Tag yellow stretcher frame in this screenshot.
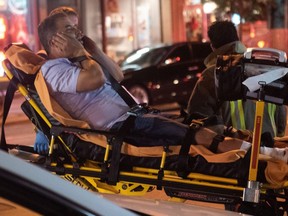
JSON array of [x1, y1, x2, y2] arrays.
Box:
[[2, 58, 288, 214]]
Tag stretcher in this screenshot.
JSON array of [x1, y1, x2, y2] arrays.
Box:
[[2, 43, 288, 216]]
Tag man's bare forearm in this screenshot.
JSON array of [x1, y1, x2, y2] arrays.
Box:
[[82, 36, 124, 82], [76, 56, 106, 92]]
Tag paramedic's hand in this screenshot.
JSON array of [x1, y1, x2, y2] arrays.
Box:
[[52, 32, 87, 58], [34, 130, 49, 155]]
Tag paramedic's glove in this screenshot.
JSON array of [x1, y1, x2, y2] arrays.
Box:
[[34, 130, 49, 155]]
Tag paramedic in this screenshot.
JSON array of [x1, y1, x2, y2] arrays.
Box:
[[35, 12, 288, 162], [187, 20, 286, 138]]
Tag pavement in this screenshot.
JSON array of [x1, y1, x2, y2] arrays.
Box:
[[6, 110, 29, 124], [2, 92, 30, 125]]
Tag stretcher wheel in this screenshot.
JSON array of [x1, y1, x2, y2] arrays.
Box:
[[224, 202, 240, 212], [238, 201, 284, 216]]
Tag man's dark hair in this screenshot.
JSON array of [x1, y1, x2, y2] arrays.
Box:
[[208, 20, 239, 49], [38, 12, 67, 54], [49, 6, 78, 17]]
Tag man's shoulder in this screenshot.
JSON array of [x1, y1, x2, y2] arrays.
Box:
[[42, 58, 71, 71], [44, 58, 69, 65]]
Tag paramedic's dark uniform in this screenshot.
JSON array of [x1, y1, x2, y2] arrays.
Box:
[[187, 41, 287, 137]]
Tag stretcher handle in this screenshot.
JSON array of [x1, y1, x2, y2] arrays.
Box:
[[248, 82, 265, 181], [244, 47, 287, 63]]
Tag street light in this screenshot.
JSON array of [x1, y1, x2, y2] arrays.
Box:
[[203, 2, 217, 14]]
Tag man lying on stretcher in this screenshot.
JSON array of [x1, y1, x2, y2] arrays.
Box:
[[34, 10, 288, 165]]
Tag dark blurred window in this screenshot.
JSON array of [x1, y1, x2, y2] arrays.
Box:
[[191, 43, 212, 59], [121, 46, 170, 68], [166, 45, 191, 63]]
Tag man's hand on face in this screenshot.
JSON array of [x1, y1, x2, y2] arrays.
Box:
[[52, 32, 86, 58]]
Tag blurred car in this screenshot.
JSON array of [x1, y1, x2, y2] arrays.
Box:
[[0, 149, 136, 216], [0, 149, 241, 216], [120, 42, 212, 106]]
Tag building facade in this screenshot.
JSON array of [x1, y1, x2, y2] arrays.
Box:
[[37, 0, 211, 61], [1, 0, 288, 61]]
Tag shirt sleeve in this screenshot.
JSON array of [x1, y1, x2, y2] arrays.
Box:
[[42, 58, 80, 94]]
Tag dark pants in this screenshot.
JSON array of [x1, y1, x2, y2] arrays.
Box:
[[111, 113, 189, 147]]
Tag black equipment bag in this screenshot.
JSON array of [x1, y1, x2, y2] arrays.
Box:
[[215, 48, 288, 105], [214, 54, 247, 102]]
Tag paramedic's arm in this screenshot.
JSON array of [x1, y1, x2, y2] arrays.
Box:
[[53, 32, 106, 92], [187, 67, 218, 116], [82, 36, 124, 82], [275, 105, 287, 137]]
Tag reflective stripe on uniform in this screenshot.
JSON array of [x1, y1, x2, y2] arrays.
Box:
[[230, 100, 246, 130], [267, 103, 277, 136], [230, 100, 277, 136]]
